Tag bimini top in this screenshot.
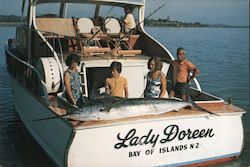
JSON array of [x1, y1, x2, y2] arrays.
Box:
[[32, 0, 145, 6]]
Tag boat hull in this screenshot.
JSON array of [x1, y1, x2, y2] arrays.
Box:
[[9, 72, 244, 167], [11, 78, 73, 167], [68, 114, 244, 167]]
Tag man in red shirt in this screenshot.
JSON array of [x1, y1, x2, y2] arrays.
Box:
[[169, 47, 200, 101]]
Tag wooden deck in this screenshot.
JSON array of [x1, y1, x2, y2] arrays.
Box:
[[48, 95, 245, 129]]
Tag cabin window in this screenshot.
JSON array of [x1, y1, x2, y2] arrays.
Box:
[[98, 5, 139, 22], [36, 3, 61, 18], [98, 5, 124, 19], [132, 7, 139, 23], [65, 3, 96, 18]]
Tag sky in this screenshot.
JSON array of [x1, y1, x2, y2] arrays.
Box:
[[0, 0, 249, 26], [146, 0, 249, 26]]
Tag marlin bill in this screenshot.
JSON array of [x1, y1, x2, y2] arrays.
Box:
[[64, 97, 192, 121]]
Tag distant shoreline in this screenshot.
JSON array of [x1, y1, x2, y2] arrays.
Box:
[[144, 20, 249, 28], [144, 24, 249, 28]]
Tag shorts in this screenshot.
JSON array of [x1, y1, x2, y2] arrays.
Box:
[[173, 82, 189, 96]]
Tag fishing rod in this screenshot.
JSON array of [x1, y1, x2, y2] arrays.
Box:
[[72, 16, 114, 50], [119, 3, 166, 42], [86, 6, 116, 43], [86, 15, 115, 44]]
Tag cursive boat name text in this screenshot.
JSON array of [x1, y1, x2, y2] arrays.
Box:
[[114, 124, 214, 149]]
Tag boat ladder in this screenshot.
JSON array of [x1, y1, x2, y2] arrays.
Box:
[[80, 63, 88, 97]]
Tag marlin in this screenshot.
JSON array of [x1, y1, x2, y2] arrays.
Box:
[[63, 97, 192, 121]]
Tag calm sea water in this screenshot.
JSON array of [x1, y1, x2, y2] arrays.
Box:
[[0, 26, 249, 166]]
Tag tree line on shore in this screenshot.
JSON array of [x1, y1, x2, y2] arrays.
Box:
[[0, 15, 23, 22]]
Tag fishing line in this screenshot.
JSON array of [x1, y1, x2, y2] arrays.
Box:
[[119, 3, 166, 41]]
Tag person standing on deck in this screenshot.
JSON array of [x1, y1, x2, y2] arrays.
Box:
[[121, 5, 136, 34], [169, 47, 200, 101], [144, 57, 167, 98], [105, 61, 129, 98], [64, 54, 84, 107]]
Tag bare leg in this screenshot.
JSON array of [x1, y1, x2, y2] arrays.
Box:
[[181, 94, 188, 101], [169, 90, 175, 98]]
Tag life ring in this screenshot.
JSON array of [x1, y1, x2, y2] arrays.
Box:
[[36, 57, 61, 93]]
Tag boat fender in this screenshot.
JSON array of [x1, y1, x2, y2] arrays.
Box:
[[36, 57, 61, 93]]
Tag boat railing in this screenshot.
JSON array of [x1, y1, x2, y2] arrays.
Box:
[[35, 29, 62, 53], [5, 44, 49, 103], [189, 86, 224, 102], [33, 28, 65, 91], [189, 73, 202, 91], [34, 28, 64, 59]]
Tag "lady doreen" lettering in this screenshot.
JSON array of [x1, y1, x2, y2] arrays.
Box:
[[114, 124, 214, 149]]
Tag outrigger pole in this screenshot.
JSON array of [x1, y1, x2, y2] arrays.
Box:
[[22, 0, 26, 17], [137, 4, 166, 28]]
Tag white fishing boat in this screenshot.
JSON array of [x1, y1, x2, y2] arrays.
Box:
[[5, 0, 246, 166]]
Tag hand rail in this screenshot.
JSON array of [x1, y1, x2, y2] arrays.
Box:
[[5, 45, 49, 103], [33, 28, 65, 90]]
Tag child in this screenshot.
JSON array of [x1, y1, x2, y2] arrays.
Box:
[[105, 61, 128, 98]]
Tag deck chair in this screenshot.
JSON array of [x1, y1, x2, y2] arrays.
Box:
[[75, 17, 110, 55], [105, 17, 122, 38], [104, 17, 141, 56]]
